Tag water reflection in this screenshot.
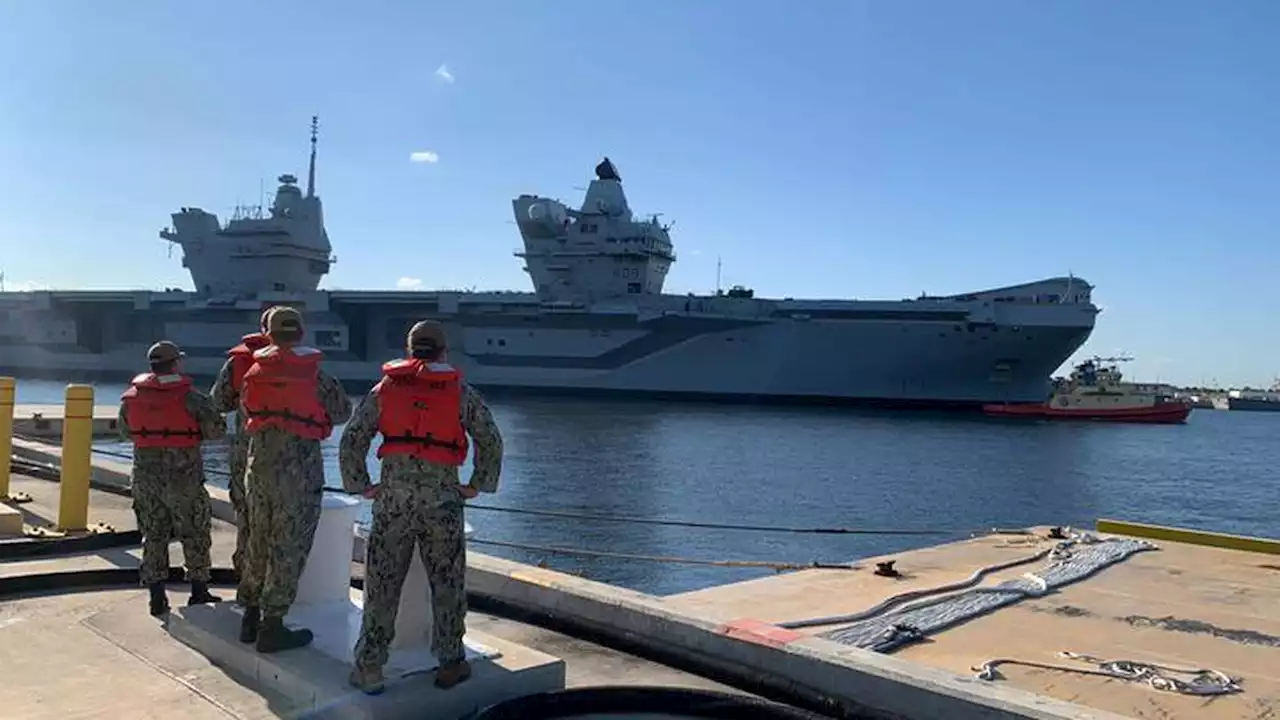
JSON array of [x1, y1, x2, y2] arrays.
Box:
[[478, 398, 676, 587]]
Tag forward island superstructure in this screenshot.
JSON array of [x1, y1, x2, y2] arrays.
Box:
[[0, 120, 1099, 406]]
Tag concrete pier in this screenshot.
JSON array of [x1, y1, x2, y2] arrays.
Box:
[[11, 403, 121, 440], [6, 431, 1278, 718], [664, 527, 1279, 720], [0, 474, 746, 720], [158, 490, 552, 718], [165, 601, 562, 719]]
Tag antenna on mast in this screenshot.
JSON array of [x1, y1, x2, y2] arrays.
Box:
[[715, 255, 722, 295], [306, 115, 319, 199]]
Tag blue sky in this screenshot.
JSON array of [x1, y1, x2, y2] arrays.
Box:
[[0, 1, 1276, 387]]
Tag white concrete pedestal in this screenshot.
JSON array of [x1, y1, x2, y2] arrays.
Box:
[[385, 519, 477, 652], [164, 496, 563, 718], [280, 495, 484, 678], [295, 492, 363, 607], [165, 602, 564, 719]]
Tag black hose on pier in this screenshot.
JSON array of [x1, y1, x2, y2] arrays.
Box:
[[471, 687, 831, 720]]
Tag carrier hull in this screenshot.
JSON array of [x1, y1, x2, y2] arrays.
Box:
[[0, 288, 1094, 407]]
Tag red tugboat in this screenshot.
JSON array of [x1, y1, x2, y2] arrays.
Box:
[[984, 356, 1192, 424]]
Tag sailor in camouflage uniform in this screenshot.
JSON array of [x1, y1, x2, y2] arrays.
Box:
[[208, 306, 278, 589], [117, 341, 228, 617], [235, 306, 353, 653], [340, 320, 503, 694]]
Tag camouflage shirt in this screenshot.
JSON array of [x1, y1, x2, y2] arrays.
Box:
[[338, 382, 503, 495], [315, 369, 354, 428], [208, 357, 246, 434]]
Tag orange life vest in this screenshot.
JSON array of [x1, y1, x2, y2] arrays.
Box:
[[240, 345, 333, 440], [120, 373, 202, 449], [373, 358, 469, 466], [227, 332, 272, 393]]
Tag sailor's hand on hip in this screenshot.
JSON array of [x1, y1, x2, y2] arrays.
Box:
[[362, 485, 379, 499], [455, 484, 479, 500]]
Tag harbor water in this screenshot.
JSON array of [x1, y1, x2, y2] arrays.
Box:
[[12, 379, 1279, 596]]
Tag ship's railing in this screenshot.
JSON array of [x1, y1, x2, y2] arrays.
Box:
[[515, 246, 676, 263]]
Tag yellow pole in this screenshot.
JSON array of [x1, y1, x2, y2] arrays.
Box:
[[1097, 518, 1280, 555], [57, 384, 94, 532], [0, 377, 13, 500]]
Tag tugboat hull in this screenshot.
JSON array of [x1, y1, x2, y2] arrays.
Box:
[[983, 400, 1191, 424]]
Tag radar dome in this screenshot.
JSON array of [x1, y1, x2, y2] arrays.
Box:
[[527, 200, 568, 227]]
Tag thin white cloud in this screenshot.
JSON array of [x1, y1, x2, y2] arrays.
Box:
[[409, 150, 439, 164], [435, 64, 455, 84], [395, 276, 424, 290]]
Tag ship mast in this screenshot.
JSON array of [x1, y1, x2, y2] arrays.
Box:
[[306, 115, 319, 199]]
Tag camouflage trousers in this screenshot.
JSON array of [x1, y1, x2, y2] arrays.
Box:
[[235, 433, 326, 618], [227, 433, 251, 583], [131, 465, 214, 586], [354, 483, 468, 671]]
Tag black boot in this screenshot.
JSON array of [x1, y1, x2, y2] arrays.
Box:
[[148, 583, 169, 617], [255, 614, 313, 654], [239, 605, 261, 644], [188, 581, 222, 606]]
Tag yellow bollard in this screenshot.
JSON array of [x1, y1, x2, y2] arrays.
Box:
[[0, 377, 13, 500], [57, 384, 94, 531]]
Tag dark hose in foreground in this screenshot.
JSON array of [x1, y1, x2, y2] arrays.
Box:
[[471, 686, 830, 720]]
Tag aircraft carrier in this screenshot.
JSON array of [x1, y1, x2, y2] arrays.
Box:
[[0, 119, 1099, 406]]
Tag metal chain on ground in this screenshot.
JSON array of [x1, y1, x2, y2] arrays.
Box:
[[814, 532, 1159, 652], [81, 445, 982, 539], [974, 651, 1242, 696]]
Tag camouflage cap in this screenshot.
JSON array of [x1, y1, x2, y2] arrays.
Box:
[[267, 306, 304, 334], [147, 340, 185, 363], [407, 320, 447, 352]]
